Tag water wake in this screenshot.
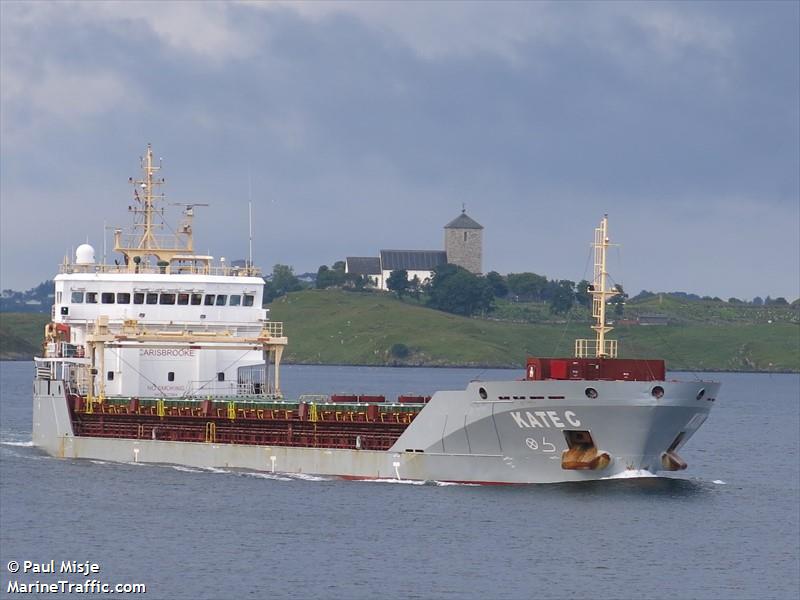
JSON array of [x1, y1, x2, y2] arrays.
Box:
[[601, 469, 658, 480], [0, 439, 34, 447]]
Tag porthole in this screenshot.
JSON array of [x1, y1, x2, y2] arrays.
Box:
[[478, 387, 488, 400], [585, 387, 598, 399], [652, 386, 664, 399], [696, 388, 705, 401]]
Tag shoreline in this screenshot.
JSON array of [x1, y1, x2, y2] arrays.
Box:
[[2, 357, 797, 374]]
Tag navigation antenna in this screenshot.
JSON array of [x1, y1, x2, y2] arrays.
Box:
[[575, 215, 619, 359], [113, 144, 197, 270], [248, 168, 253, 270]]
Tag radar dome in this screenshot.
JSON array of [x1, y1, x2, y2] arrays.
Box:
[[75, 243, 96, 265]]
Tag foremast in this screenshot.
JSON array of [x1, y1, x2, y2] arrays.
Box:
[[575, 215, 618, 359]]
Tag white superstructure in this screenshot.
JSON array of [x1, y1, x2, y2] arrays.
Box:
[[40, 145, 285, 401]]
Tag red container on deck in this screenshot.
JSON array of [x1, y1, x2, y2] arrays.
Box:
[[568, 360, 585, 380], [298, 402, 309, 421], [128, 397, 140, 414], [330, 395, 359, 403], [359, 395, 385, 404], [526, 357, 665, 382], [550, 360, 568, 379], [398, 395, 431, 404]]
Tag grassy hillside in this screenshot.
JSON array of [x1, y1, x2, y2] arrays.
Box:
[[0, 312, 49, 360], [2, 292, 798, 371], [269, 290, 799, 371]]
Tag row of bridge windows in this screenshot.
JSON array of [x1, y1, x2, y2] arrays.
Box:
[[70, 291, 256, 307], [107, 371, 225, 382]]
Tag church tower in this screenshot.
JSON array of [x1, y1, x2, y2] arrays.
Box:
[[444, 207, 483, 274]]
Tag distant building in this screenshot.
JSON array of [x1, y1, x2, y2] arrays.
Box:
[[444, 209, 483, 274], [345, 257, 383, 288], [379, 250, 447, 290], [343, 208, 484, 291]]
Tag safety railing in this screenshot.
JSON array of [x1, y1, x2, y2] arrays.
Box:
[[59, 262, 261, 277], [575, 338, 618, 359]]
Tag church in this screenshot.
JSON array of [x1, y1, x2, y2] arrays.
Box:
[[345, 209, 483, 290]]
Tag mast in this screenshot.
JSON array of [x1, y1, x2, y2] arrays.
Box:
[[575, 215, 618, 359], [136, 144, 163, 251], [113, 144, 197, 271]]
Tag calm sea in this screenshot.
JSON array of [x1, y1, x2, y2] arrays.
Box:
[[1, 362, 798, 600]]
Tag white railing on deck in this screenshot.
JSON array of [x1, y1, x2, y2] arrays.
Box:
[[575, 338, 618, 359], [59, 263, 261, 277]]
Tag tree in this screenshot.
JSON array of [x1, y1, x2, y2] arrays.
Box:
[[766, 296, 788, 306], [485, 271, 508, 298], [507, 272, 548, 301], [548, 280, 576, 315], [409, 275, 422, 300], [316, 263, 346, 289], [427, 265, 494, 316], [752, 296, 764, 306], [386, 270, 410, 297], [575, 279, 592, 308], [610, 284, 627, 317], [264, 264, 302, 302], [348, 274, 368, 291], [728, 297, 742, 304]]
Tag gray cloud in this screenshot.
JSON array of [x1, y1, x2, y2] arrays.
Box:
[[1, 1, 797, 300]]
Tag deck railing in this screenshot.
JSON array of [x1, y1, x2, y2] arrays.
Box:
[[58, 262, 261, 277]]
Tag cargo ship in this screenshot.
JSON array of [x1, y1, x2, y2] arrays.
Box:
[[32, 146, 719, 483]]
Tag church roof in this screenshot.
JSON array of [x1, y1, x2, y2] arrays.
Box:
[[380, 250, 447, 271], [444, 210, 483, 230], [346, 257, 381, 275]]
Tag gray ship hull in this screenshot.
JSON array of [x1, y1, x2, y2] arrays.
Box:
[[33, 378, 718, 484]]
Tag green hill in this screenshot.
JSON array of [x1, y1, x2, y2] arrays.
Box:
[[2, 292, 798, 371], [0, 312, 49, 360], [268, 290, 799, 372]]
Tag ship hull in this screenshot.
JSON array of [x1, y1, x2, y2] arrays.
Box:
[[33, 378, 718, 484]]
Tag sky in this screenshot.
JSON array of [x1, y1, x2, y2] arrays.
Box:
[[1, 1, 798, 301]]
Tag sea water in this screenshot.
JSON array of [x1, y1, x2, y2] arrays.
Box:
[[1, 362, 798, 599]]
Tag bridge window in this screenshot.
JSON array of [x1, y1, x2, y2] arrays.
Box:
[[243, 294, 254, 307], [146, 293, 158, 305], [101, 293, 115, 304], [86, 292, 98, 304], [177, 293, 189, 305], [159, 293, 176, 305], [107, 371, 114, 381], [229, 294, 241, 306], [204, 294, 215, 306], [71, 291, 84, 303], [117, 293, 131, 304], [215, 295, 227, 306], [217, 372, 225, 382], [191, 294, 202, 305], [167, 372, 175, 382], [133, 293, 145, 304]]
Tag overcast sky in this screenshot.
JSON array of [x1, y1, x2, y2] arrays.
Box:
[[1, 1, 798, 300]]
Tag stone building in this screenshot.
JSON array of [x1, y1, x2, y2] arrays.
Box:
[[344, 208, 484, 290], [444, 209, 483, 274]]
